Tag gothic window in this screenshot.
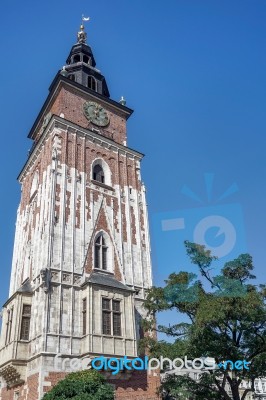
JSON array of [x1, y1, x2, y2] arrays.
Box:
[[102, 298, 121, 336], [95, 235, 108, 270], [73, 54, 81, 63], [20, 305, 31, 341], [82, 298, 87, 335], [68, 74, 76, 82], [93, 164, 105, 183], [88, 76, 97, 91]]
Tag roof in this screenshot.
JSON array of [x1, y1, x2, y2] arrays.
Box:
[[86, 272, 133, 292], [2, 279, 33, 308], [17, 279, 33, 293]]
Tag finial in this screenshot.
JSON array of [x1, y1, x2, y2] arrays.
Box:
[[119, 96, 126, 106], [77, 15, 90, 44]]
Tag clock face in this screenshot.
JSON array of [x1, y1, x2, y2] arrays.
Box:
[[83, 101, 109, 127]]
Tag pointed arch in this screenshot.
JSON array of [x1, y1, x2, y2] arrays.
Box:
[[94, 231, 112, 272]]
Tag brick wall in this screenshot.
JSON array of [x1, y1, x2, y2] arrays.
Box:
[[1, 373, 39, 400]]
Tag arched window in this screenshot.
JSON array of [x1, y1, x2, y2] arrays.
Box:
[[68, 74, 75, 81], [93, 164, 105, 183], [83, 55, 90, 64], [88, 76, 96, 91], [91, 159, 112, 187], [73, 54, 81, 63], [95, 235, 108, 270]]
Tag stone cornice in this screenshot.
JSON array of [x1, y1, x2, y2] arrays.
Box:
[[18, 115, 144, 182]]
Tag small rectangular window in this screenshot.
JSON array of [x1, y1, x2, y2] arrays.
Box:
[[5, 307, 14, 345], [102, 247, 107, 270], [82, 298, 87, 336], [112, 300, 120, 312], [95, 245, 101, 269], [102, 298, 111, 310], [14, 392, 19, 400], [102, 298, 122, 336], [102, 311, 111, 335], [5, 310, 10, 346], [20, 305, 31, 341], [113, 313, 121, 336], [8, 307, 13, 344]]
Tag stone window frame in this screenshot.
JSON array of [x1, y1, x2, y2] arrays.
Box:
[[101, 297, 122, 337], [20, 304, 31, 341], [94, 231, 113, 273], [91, 158, 112, 188]]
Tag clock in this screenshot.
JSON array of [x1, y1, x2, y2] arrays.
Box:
[[83, 101, 109, 127]]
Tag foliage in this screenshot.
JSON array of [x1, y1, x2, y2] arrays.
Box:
[[42, 369, 115, 400], [143, 241, 266, 400]]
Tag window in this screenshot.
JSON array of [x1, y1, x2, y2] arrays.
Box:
[[14, 392, 19, 400], [68, 74, 76, 82], [112, 300, 121, 336], [102, 298, 121, 336], [82, 298, 87, 335], [30, 170, 39, 198], [93, 164, 105, 183], [95, 235, 107, 270], [20, 305, 31, 341], [83, 55, 90, 64], [5, 307, 13, 345], [91, 159, 112, 187], [8, 307, 13, 344], [88, 76, 96, 91], [73, 54, 81, 63]]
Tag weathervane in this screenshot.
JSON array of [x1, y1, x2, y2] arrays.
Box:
[[77, 15, 90, 44], [82, 14, 90, 24]]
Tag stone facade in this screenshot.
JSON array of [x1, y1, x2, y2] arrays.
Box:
[[0, 27, 160, 400]]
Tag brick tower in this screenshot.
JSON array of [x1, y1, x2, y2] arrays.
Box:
[[0, 23, 160, 399]]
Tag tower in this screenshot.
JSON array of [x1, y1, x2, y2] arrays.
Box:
[[0, 23, 159, 400]]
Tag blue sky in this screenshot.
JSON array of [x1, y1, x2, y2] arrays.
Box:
[[0, 1, 266, 320]]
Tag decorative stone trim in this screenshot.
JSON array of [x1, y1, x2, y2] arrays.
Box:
[[0, 365, 25, 389]]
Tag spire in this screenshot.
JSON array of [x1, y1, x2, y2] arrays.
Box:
[[59, 17, 110, 98]]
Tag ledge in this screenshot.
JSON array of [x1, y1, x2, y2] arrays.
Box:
[[91, 180, 114, 192]]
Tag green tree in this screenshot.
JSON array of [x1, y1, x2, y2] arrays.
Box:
[[42, 369, 115, 400], [143, 241, 266, 400]]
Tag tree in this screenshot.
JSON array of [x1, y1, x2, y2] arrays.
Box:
[[142, 241, 266, 400], [42, 369, 115, 400]]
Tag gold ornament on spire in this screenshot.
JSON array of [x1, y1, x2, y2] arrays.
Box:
[[77, 15, 90, 44]]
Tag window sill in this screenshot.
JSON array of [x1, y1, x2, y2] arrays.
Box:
[[94, 268, 114, 275], [91, 180, 114, 192], [102, 334, 123, 338]]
